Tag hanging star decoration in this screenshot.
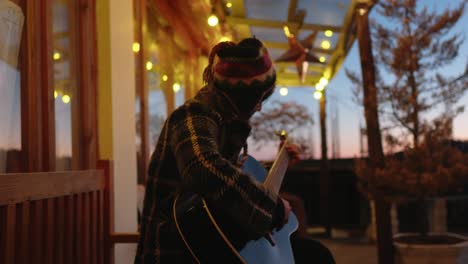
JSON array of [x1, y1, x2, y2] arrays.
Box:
[[275, 27, 321, 84]]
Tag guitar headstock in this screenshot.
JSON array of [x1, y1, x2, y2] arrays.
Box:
[[275, 130, 288, 145]]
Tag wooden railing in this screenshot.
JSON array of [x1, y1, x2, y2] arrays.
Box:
[[0, 160, 114, 264]]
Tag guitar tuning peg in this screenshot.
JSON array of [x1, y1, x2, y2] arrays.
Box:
[[275, 130, 288, 142]]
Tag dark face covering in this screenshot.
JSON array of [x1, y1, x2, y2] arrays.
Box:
[[214, 74, 276, 119]]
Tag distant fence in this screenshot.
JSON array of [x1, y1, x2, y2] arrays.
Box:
[[281, 159, 370, 230], [281, 159, 468, 233]]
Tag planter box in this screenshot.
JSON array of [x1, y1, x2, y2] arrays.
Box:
[[394, 233, 468, 264]]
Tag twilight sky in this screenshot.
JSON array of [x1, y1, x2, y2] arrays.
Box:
[[250, 0, 468, 160], [1, 0, 466, 162]]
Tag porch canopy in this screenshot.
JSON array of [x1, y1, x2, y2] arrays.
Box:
[[215, 0, 376, 87]]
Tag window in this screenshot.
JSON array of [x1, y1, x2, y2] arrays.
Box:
[[53, 0, 79, 170], [0, 0, 23, 172], [0, 0, 97, 173]]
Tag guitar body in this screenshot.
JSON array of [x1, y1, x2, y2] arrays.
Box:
[[173, 155, 298, 264]]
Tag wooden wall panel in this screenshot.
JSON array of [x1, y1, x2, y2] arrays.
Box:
[[55, 197, 65, 264], [16, 202, 30, 264], [30, 200, 44, 263], [4, 205, 16, 264], [44, 199, 55, 264]]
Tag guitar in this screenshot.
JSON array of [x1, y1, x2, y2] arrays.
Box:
[[173, 141, 298, 263]]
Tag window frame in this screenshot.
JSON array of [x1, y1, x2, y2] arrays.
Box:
[[14, 0, 98, 172]]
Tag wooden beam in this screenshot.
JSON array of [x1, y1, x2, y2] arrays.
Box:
[[317, 0, 359, 82], [275, 75, 320, 87], [225, 17, 341, 32], [275, 62, 325, 73], [287, 0, 298, 21], [263, 41, 334, 55]]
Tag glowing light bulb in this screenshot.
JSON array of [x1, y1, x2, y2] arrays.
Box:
[[207, 14, 219, 27], [283, 26, 292, 37], [62, 94, 71, 104], [172, 83, 181, 92], [321, 40, 331, 50], [146, 61, 153, 71], [314, 91, 322, 100], [324, 30, 333, 37], [319, 56, 326, 63], [54, 90, 58, 98], [226, 2, 232, 8], [319, 77, 329, 86], [279, 87, 288, 96], [53, 52, 61, 60], [132, 42, 140, 53], [315, 83, 325, 91], [162, 75, 168, 81]]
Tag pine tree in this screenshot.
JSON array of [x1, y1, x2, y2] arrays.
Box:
[[349, 0, 468, 238], [374, 0, 467, 147]]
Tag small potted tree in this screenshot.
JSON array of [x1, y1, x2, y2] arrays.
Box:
[[355, 118, 468, 263], [347, 0, 468, 262]]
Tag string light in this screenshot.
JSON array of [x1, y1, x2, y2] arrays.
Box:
[[321, 40, 331, 49], [324, 30, 333, 37], [172, 83, 181, 92], [319, 77, 329, 86], [146, 61, 153, 71], [314, 91, 322, 100], [319, 56, 326, 63], [132, 42, 141, 53], [207, 14, 219, 27], [315, 82, 325, 91], [226, 2, 232, 8], [279, 87, 288, 96], [283, 26, 293, 37], [53, 52, 61, 60], [162, 75, 168, 81], [62, 94, 71, 104]]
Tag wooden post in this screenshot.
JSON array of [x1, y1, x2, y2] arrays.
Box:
[[319, 89, 331, 236], [76, 0, 99, 170], [135, 0, 150, 184], [184, 53, 193, 100], [356, 3, 394, 264]]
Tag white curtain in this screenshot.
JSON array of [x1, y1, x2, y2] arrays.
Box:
[[0, 0, 24, 172]]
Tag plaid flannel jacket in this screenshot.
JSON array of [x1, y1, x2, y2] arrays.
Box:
[[135, 85, 278, 263]]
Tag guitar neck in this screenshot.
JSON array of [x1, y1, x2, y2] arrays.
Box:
[[263, 140, 290, 196]]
